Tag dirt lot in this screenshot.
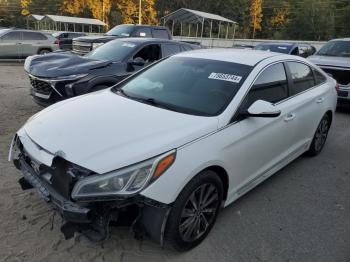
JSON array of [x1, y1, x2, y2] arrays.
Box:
[[0, 63, 350, 262]]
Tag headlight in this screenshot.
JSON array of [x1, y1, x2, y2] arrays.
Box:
[[71, 150, 176, 200], [53, 73, 88, 81], [92, 42, 104, 49]]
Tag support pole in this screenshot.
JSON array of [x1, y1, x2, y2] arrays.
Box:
[[201, 18, 204, 38], [188, 23, 191, 37], [180, 22, 183, 36], [209, 20, 213, 38], [232, 23, 237, 40], [73, 23, 76, 32], [196, 23, 198, 38], [218, 21, 221, 38], [225, 23, 229, 39], [138, 0, 142, 24], [171, 20, 174, 36]]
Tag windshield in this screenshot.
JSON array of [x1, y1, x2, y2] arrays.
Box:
[[254, 44, 292, 54], [106, 25, 134, 37], [317, 41, 350, 57], [113, 57, 253, 116], [85, 40, 136, 61]]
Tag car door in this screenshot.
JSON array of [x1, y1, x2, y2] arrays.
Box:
[[21, 31, 48, 57], [284, 61, 329, 150], [0, 31, 21, 59], [229, 62, 299, 195]]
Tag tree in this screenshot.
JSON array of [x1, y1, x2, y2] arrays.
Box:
[[250, 0, 263, 39]]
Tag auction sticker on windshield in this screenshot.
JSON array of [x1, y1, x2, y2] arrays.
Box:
[[208, 72, 242, 83]]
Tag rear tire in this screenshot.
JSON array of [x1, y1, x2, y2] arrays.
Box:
[[306, 114, 331, 156], [165, 170, 223, 251], [38, 49, 51, 55]]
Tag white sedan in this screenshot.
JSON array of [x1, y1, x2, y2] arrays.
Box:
[[9, 49, 337, 250]]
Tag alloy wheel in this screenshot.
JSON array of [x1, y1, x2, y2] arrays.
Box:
[[179, 183, 219, 242], [314, 118, 329, 152]]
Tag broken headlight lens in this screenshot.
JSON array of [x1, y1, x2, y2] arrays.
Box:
[[71, 150, 176, 199]]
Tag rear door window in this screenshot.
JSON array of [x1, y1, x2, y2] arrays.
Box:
[[1, 31, 21, 41], [287, 62, 315, 95], [162, 44, 181, 57], [243, 63, 288, 108], [22, 32, 47, 40], [153, 29, 169, 39]]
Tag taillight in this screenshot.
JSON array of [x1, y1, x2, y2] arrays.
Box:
[[335, 83, 340, 92], [54, 39, 60, 45]]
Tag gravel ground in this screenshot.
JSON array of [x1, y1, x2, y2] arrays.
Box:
[[0, 63, 349, 262]]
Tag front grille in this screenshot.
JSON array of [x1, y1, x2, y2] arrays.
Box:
[[72, 41, 92, 54], [321, 67, 350, 86], [18, 139, 74, 199], [29, 77, 52, 95], [338, 90, 348, 97]]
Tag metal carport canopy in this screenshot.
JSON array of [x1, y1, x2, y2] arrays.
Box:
[[43, 15, 106, 26], [160, 8, 236, 24]]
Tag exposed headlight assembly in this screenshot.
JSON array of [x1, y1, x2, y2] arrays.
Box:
[[71, 150, 176, 200]]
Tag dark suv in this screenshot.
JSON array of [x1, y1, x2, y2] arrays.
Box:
[[52, 31, 86, 50], [72, 24, 172, 55]]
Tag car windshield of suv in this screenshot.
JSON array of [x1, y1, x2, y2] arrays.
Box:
[[85, 40, 136, 61], [317, 41, 350, 57], [114, 57, 253, 116], [254, 44, 292, 54], [106, 25, 134, 37]]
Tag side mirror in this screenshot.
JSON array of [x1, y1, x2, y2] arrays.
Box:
[[129, 57, 145, 67], [245, 100, 281, 118]]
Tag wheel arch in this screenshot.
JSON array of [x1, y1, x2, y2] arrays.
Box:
[[200, 165, 229, 201], [325, 110, 333, 126]]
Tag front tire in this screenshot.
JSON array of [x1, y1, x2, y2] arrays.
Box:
[[165, 170, 223, 251], [307, 114, 331, 156], [38, 49, 51, 55]]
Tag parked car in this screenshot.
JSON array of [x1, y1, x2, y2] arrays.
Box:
[[232, 43, 254, 49], [10, 49, 337, 250], [25, 38, 200, 106], [254, 43, 316, 58], [52, 31, 86, 50], [0, 29, 58, 59], [72, 24, 172, 55], [308, 38, 350, 106]]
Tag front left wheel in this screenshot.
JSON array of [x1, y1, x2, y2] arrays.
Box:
[[165, 170, 223, 251]]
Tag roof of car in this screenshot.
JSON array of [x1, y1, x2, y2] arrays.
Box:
[[116, 37, 186, 44], [121, 24, 168, 29], [174, 49, 284, 66], [257, 42, 296, 47], [330, 38, 350, 41]]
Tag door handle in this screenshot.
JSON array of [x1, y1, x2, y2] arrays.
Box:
[[284, 113, 296, 122], [316, 97, 325, 104]]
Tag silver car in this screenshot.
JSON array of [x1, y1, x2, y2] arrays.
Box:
[[308, 38, 350, 106], [0, 29, 58, 59]]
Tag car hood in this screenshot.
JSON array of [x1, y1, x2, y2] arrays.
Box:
[[24, 52, 112, 78], [21, 90, 219, 174], [74, 35, 120, 43], [308, 55, 350, 69]]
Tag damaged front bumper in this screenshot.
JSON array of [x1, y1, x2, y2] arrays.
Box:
[[10, 136, 172, 244]]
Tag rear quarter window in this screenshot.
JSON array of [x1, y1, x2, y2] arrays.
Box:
[[287, 62, 315, 95], [314, 69, 327, 85]]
